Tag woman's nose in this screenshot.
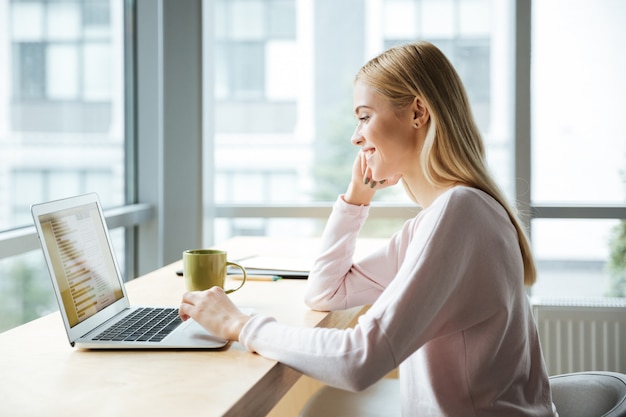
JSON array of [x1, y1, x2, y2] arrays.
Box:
[[351, 126, 364, 146]]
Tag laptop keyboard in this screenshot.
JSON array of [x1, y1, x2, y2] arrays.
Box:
[[93, 307, 183, 343]]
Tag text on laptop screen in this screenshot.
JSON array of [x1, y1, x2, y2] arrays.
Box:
[[38, 202, 123, 327]]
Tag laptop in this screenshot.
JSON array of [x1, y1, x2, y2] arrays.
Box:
[[31, 193, 228, 350]]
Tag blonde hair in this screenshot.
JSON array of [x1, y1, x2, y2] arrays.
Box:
[[356, 41, 536, 286]]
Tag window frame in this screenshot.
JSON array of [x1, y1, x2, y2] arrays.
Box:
[[1, 0, 626, 290]]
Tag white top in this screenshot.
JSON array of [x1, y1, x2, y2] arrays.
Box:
[[239, 186, 556, 416]]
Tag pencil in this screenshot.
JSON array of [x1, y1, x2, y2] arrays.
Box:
[[229, 274, 282, 282]]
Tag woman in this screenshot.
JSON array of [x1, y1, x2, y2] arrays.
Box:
[[179, 41, 556, 416]]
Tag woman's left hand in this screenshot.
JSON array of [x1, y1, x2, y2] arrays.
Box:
[[179, 287, 251, 341]]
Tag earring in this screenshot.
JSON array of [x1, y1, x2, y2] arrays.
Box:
[[413, 123, 419, 128]]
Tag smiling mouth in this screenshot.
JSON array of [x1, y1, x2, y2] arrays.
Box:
[[363, 147, 376, 159]]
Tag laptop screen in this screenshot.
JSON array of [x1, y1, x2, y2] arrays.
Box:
[[37, 202, 124, 327]]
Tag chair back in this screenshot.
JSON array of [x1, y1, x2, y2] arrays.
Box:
[[549, 371, 626, 417]]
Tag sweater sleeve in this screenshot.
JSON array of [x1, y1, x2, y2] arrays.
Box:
[[238, 314, 397, 391], [303, 196, 407, 311]]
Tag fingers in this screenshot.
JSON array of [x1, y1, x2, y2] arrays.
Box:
[[178, 287, 249, 341], [364, 173, 402, 189], [355, 150, 401, 189], [358, 152, 375, 187], [178, 288, 216, 321], [179, 291, 198, 321], [364, 177, 378, 188], [181, 290, 198, 304], [179, 287, 231, 318], [182, 287, 224, 303], [178, 305, 191, 321], [360, 151, 368, 176]]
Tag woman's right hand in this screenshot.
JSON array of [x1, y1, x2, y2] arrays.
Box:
[[343, 151, 401, 206], [179, 287, 251, 341]]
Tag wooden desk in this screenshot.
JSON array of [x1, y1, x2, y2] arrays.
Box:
[[0, 237, 381, 417]]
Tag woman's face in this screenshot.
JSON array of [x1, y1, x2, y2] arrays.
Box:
[[351, 81, 421, 182]]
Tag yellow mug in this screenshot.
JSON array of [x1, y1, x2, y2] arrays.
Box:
[[182, 249, 247, 293]]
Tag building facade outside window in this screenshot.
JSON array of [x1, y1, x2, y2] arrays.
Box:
[[0, 0, 126, 332]]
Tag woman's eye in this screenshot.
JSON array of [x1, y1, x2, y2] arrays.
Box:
[[358, 115, 370, 122]]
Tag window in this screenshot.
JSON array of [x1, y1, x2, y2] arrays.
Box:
[[3, 0, 124, 226], [208, 0, 514, 240], [11, 0, 113, 104], [214, 0, 297, 101], [207, 0, 626, 300], [2, 0, 125, 224], [530, 0, 626, 298], [0, 0, 128, 332]]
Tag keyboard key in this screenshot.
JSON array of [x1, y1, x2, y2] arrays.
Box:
[[93, 308, 182, 342]]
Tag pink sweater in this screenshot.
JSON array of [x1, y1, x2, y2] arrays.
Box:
[[239, 186, 556, 416]]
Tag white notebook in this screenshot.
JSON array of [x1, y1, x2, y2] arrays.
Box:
[[234, 256, 312, 279]]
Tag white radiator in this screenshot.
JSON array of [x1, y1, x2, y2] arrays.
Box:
[[531, 298, 626, 376]]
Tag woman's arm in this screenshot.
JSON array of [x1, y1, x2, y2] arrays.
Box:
[[304, 152, 404, 311], [304, 196, 412, 311]]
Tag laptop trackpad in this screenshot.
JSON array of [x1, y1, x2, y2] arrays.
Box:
[[179, 319, 228, 345]]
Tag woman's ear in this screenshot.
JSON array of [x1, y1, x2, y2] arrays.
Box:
[[411, 97, 430, 128]]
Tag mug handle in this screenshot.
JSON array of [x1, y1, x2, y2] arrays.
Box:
[[225, 261, 246, 294]]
